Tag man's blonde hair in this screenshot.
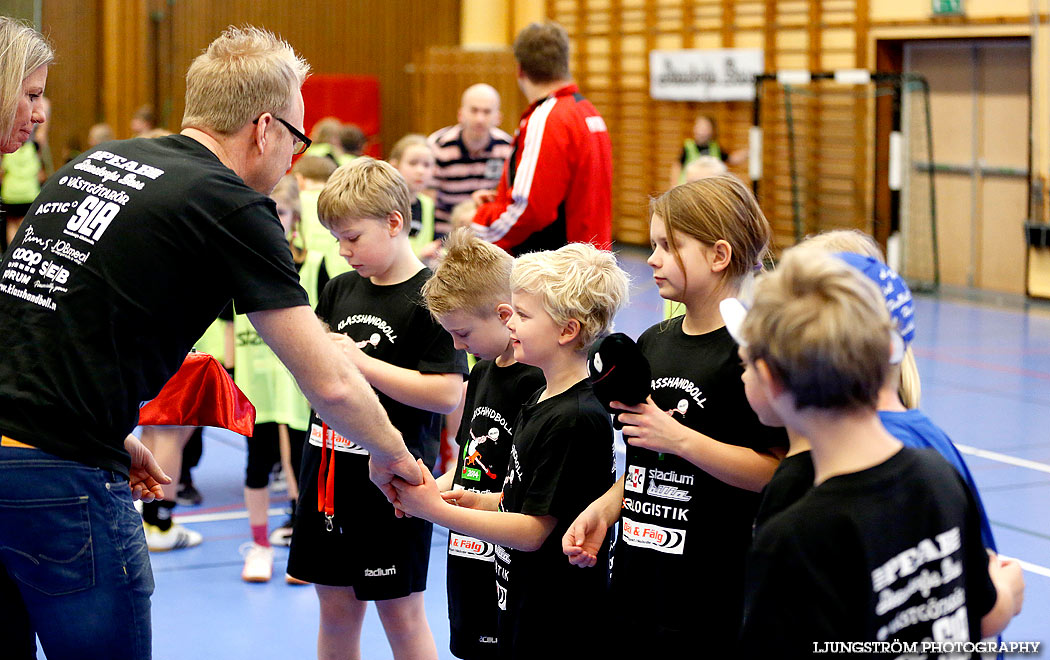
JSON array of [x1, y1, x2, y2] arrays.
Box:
[[182, 26, 309, 135], [423, 228, 513, 319], [650, 175, 770, 289], [511, 243, 629, 352], [741, 246, 891, 411], [317, 157, 411, 231], [0, 17, 53, 141]]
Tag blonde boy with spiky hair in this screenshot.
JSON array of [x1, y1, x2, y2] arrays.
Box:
[[286, 157, 468, 660], [396, 242, 628, 660], [737, 247, 1023, 658], [421, 228, 545, 659]]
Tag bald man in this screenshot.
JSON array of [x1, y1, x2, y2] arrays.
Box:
[[427, 84, 512, 236]]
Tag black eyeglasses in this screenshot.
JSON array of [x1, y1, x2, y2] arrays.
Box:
[[254, 115, 311, 155]]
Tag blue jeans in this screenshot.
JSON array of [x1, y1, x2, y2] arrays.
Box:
[[0, 446, 154, 659]]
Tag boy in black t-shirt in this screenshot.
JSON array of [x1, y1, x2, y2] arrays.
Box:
[[736, 247, 1023, 658], [286, 158, 467, 660], [421, 229, 546, 660], [394, 243, 629, 660]]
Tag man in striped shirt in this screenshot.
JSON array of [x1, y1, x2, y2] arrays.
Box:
[[427, 84, 513, 237], [472, 21, 612, 256]]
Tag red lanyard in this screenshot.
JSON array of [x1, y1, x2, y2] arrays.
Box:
[[317, 422, 336, 532]]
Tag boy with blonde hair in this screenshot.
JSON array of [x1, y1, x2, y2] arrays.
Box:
[[422, 228, 545, 659], [396, 242, 628, 659], [286, 157, 468, 660], [737, 247, 1023, 657]]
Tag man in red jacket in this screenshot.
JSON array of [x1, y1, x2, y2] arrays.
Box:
[[472, 21, 612, 256]]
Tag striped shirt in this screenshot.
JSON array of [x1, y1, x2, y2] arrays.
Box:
[[427, 125, 513, 222]]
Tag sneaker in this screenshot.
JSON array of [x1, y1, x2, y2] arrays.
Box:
[[240, 542, 274, 583], [285, 573, 309, 586], [144, 521, 203, 552], [175, 482, 203, 507], [269, 470, 288, 494], [268, 520, 294, 547]]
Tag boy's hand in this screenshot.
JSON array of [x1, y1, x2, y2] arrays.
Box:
[[562, 503, 609, 568], [612, 396, 688, 457], [991, 552, 1025, 616], [390, 458, 445, 520], [328, 332, 366, 368], [441, 487, 481, 509]]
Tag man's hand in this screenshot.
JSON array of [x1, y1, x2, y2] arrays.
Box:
[[562, 500, 612, 568], [369, 450, 424, 509], [124, 434, 171, 502], [389, 458, 446, 520]]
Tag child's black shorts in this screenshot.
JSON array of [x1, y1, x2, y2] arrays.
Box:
[[287, 442, 432, 600]]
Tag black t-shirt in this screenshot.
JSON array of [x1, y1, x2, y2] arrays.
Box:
[[740, 448, 998, 659], [494, 378, 614, 660], [753, 450, 814, 537], [612, 318, 787, 648], [309, 268, 467, 469], [678, 139, 729, 165], [447, 359, 544, 658], [0, 135, 308, 474]]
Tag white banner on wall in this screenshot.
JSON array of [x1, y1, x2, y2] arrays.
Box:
[[649, 49, 764, 102]]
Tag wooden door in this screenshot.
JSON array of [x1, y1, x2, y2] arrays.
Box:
[[905, 39, 1030, 294]]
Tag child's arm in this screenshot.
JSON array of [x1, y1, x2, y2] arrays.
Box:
[[394, 460, 556, 552], [981, 553, 1025, 637], [434, 467, 456, 492], [562, 475, 624, 567], [612, 397, 779, 492], [330, 333, 463, 414]]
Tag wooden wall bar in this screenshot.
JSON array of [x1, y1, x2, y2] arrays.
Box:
[[39, 0, 461, 163], [546, 0, 872, 249]]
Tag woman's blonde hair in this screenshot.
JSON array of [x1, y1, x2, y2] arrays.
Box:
[[0, 17, 53, 141], [182, 25, 309, 135], [423, 228, 513, 319], [511, 243, 629, 352], [800, 228, 920, 408], [388, 133, 430, 164], [741, 246, 891, 411], [649, 175, 771, 291]]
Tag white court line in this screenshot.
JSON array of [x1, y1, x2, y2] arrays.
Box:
[[955, 444, 1050, 475], [175, 507, 286, 524], [1000, 555, 1050, 579]]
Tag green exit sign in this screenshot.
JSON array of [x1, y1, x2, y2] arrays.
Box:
[[932, 0, 964, 15]]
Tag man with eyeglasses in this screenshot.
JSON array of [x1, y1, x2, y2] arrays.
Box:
[[0, 26, 418, 659]]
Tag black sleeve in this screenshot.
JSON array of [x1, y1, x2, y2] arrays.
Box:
[[960, 474, 998, 623], [314, 275, 339, 327], [415, 310, 469, 377], [217, 201, 309, 313], [678, 146, 688, 166], [453, 366, 482, 449], [316, 258, 331, 301], [217, 300, 234, 322]]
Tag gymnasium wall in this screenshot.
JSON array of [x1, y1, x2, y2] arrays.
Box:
[[38, 0, 461, 170]]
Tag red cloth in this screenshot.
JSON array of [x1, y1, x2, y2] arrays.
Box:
[[138, 352, 255, 436], [301, 74, 382, 158], [472, 84, 613, 255]]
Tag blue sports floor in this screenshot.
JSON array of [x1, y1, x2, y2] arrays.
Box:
[[49, 247, 1050, 658]]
